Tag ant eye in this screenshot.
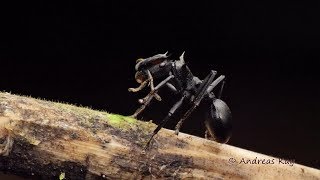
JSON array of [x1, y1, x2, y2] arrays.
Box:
[[160, 62, 166, 67], [135, 71, 147, 83]]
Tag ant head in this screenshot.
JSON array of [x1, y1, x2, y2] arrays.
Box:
[[135, 52, 170, 71], [134, 52, 171, 83]]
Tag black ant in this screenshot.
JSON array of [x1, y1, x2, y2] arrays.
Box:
[[128, 52, 232, 148]]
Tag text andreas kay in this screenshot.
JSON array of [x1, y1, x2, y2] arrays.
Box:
[[229, 157, 295, 166]]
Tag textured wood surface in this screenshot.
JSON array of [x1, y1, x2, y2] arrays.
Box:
[[0, 92, 319, 179]]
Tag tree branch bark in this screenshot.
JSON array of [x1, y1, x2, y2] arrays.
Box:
[[0, 92, 319, 179]]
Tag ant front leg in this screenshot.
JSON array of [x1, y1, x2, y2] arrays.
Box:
[[0, 132, 13, 156], [141, 70, 162, 102], [128, 80, 148, 93], [131, 75, 175, 118], [128, 70, 155, 93]]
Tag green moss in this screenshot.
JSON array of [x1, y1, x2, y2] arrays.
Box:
[[1, 91, 153, 132], [52, 101, 143, 131], [59, 172, 65, 180], [105, 114, 138, 130]]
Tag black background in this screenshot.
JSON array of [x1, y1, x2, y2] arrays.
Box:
[[0, 1, 319, 169]]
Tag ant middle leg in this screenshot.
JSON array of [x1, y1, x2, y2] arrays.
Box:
[[145, 95, 185, 149], [175, 73, 218, 135], [174, 105, 195, 135]]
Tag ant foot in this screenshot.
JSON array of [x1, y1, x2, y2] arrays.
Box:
[[174, 129, 180, 135], [0, 134, 13, 156], [205, 130, 209, 139]]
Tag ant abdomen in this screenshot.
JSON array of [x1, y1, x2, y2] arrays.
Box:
[[204, 98, 232, 143]]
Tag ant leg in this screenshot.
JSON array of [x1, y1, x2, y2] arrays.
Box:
[[128, 70, 155, 93], [204, 129, 215, 141], [175, 72, 220, 135], [147, 70, 155, 90], [166, 83, 178, 93], [131, 102, 148, 118], [218, 80, 225, 99], [128, 80, 148, 92], [132, 91, 157, 118], [144, 96, 185, 149], [138, 75, 173, 105], [128, 70, 154, 93], [206, 75, 225, 94], [131, 75, 174, 118], [174, 105, 195, 135], [146, 70, 162, 101], [205, 130, 209, 139], [0, 134, 13, 156]]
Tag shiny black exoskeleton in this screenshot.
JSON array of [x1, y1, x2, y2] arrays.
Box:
[[128, 52, 232, 147]]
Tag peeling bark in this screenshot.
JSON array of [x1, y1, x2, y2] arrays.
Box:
[[0, 92, 319, 179]]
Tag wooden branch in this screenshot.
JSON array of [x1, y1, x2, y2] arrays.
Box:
[[0, 92, 319, 179]]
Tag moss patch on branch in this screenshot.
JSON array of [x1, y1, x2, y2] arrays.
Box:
[[52, 101, 152, 132], [106, 114, 138, 130]]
